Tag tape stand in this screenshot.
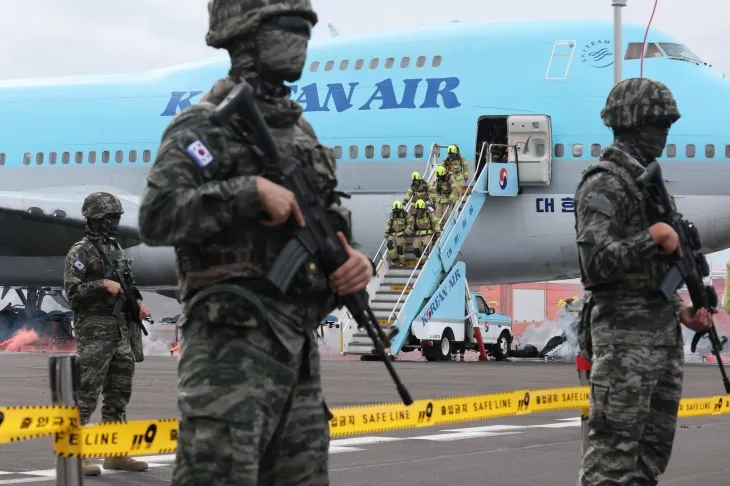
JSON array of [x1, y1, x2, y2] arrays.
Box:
[[50, 355, 83, 486]]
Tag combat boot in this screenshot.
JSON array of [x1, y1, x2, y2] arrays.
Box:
[[103, 456, 149, 472], [82, 459, 101, 476]]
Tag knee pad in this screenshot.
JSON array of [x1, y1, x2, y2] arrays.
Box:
[[414, 248, 422, 258], [396, 245, 404, 255], [387, 239, 394, 250]]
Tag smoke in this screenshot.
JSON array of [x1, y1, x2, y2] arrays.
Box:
[[516, 313, 580, 360], [142, 325, 177, 356], [316, 326, 342, 358], [0, 329, 39, 351]]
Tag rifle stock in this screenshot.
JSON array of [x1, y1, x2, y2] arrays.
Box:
[[637, 161, 730, 393], [211, 80, 413, 406]]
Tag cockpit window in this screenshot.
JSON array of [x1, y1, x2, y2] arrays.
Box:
[[624, 42, 664, 59], [658, 43, 702, 63]]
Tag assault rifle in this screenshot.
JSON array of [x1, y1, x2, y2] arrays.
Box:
[[210, 80, 413, 406], [637, 161, 730, 393], [91, 241, 149, 336]]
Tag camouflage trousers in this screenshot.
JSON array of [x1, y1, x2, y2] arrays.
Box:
[[579, 344, 684, 486], [77, 332, 135, 425], [172, 292, 330, 486]]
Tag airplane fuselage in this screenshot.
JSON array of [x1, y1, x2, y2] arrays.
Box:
[[1, 20, 730, 290]]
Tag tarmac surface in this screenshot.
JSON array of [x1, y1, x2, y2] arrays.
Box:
[[0, 352, 728, 485]]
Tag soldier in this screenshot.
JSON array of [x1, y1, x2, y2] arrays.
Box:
[[574, 78, 713, 486], [408, 199, 441, 260], [433, 165, 459, 220], [63, 192, 150, 476], [402, 171, 434, 208], [443, 144, 468, 197], [137, 1, 375, 484], [384, 200, 412, 267]]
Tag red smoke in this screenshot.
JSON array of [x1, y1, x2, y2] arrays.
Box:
[[0, 329, 39, 352]]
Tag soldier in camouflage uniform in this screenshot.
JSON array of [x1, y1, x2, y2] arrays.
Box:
[[408, 199, 441, 260], [574, 78, 713, 486], [63, 192, 150, 476], [433, 165, 459, 220], [443, 144, 468, 197], [384, 200, 412, 266], [137, 1, 374, 484], [402, 171, 434, 208]]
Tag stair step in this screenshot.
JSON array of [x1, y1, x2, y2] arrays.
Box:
[[371, 301, 405, 312], [378, 285, 414, 293], [372, 293, 411, 303]]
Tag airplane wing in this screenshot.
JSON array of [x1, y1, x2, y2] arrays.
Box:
[[0, 188, 140, 257]]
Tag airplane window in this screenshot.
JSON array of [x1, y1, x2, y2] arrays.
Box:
[[686, 144, 696, 158], [624, 42, 643, 60], [35, 153, 43, 165], [143, 150, 151, 162], [324, 61, 334, 71], [129, 150, 137, 163], [726, 145, 730, 158], [75, 151, 83, 164], [645, 43, 663, 58], [398, 145, 407, 158], [414, 144, 424, 158], [0, 153, 4, 165], [705, 144, 715, 158], [62, 152, 70, 164], [554, 144, 564, 157], [534, 139, 546, 157], [369, 58, 379, 69], [665, 144, 676, 157], [400, 57, 410, 68], [659, 43, 703, 63], [102, 151, 110, 163], [23, 153, 30, 165], [590, 144, 601, 157], [385, 58, 394, 69], [349, 145, 358, 159], [572, 144, 582, 157], [334, 146, 342, 159], [355, 59, 364, 70], [365, 145, 375, 158], [115, 150, 123, 163], [416, 56, 426, 67], [382, 145, 391, 158], [309, 61, 319, 72], [49, 152, 57, 165], [432, 56, 442, 67], [339, 60, 349, 70], [88, 151, 96, 164]]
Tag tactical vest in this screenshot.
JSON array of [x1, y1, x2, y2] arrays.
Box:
[[414, 211, 434, 236], [165, 101, 342, 302], [387, 211, 408, 236], [575, 147, 670, 293], [73, 237, 130, 314]]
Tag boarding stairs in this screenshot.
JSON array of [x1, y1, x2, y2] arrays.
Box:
[[340, 140, 521, 358]]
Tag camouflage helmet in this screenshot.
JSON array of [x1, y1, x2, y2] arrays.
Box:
[[600, 77, 680, 130], [81, 192, 123, 219], [206, 0, 318, 49]]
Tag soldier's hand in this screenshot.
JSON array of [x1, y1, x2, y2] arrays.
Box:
[[256, 176, 305, 228], [330, 232, 372, 296], [680, 306, 714, 333], [103, 279, 122, 296], [139, 303, 151, 320], [649, 222, 681, 256]]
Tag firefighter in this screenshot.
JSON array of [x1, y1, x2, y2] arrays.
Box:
[[384, 200, 412, 266], [408, 199, 441, 261], [433, 165, 459, 220], [443, 144, 468, 197], [402, 171, 434, 208]]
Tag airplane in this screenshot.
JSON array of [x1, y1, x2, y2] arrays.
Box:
[[1, 18, 730, 313]]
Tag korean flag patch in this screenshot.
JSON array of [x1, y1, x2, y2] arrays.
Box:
[[186, 140, 215, 168], [73, 260, 85, 271]]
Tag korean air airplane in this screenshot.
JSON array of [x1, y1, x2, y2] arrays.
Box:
[[1, 19, 729, 311]]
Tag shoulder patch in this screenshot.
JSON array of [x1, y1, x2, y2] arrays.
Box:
[[73, 260, 85, 271], [186, 140, 215, 167]]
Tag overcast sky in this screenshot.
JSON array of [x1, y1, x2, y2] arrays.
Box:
[[1, 0, 728, 78]]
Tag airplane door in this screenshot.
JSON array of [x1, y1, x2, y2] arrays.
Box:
[[545, 40, 576, 80], [507, 114, 552, 186]]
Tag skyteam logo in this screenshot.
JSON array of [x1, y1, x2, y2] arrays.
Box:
[[498, 167, 508, 190], [581, 40, 613, 68]]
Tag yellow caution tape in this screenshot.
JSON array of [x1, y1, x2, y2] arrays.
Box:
[[0, 406, 79, 443], [54, 419, 178, 458], [0, 386, 728, 457]]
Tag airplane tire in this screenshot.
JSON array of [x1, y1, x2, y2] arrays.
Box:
[[492, 332, 510, 361]]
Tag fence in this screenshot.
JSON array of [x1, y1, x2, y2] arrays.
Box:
[[1, 355, 729, 485]]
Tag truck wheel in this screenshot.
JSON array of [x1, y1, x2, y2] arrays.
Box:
[[492, 332, 510, 361], [438, 329, 454, 361]]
